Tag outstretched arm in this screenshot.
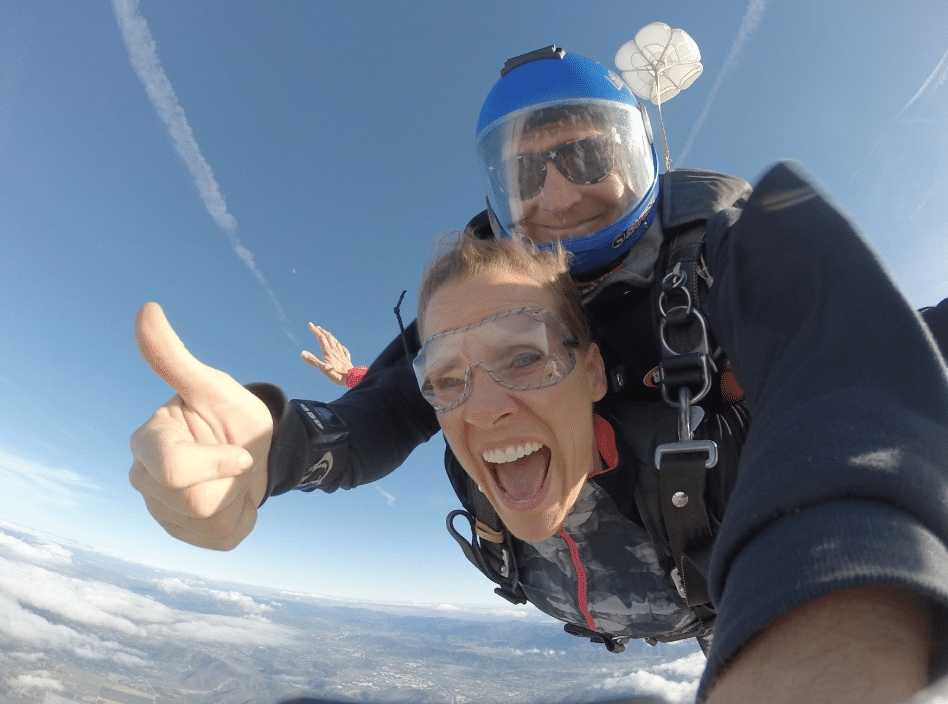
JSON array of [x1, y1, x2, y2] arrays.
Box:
[[701, 163, 948, 701]]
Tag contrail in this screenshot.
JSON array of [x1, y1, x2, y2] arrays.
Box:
[[374, 484, 397, 507], [898, 45, 948, 118], [677, 0, 768, 165], [111, 0, 297, 343], [852, 44, 948, 182]]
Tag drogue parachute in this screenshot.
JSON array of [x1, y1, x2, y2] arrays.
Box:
[[615, 23, 703, 171]]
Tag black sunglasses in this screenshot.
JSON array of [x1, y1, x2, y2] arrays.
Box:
[[492, 133, 617, 201]]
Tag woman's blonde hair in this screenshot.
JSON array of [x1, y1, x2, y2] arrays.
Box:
[[417, 233, 591, 348]]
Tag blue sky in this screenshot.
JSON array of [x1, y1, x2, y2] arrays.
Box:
[[1, 0, 946, 608]]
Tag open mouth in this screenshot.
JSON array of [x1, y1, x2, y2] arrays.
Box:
[[482, 442, 552, 512]]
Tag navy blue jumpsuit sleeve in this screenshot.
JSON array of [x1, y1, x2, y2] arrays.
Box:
[[697, 161, 948, 698], [260, 319, 441, 498], [312, 327, 440, 491]]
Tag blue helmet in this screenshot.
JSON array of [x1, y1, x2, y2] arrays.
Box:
[[476, 47, 659, 278]]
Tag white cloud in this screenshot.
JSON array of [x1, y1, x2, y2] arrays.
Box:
[[597, 651, 705, 704], [898, 46, 948, 117], [154, 576, 274, 614], [151, 613, 291, 646], [651, 650, 706, 678], [0, 531, 73, 566], [12, 671, 64, 691], [275, 588, 536, 621], [9, 650, 48, 663], [374, 484, 397, 506], [0, 558, 152, 636], [854, 47, 947, 183], [0, 591, 142, 666], [0, 550, 299, 667], [110, 0, 235, 234], [513, 647, 566, 657]]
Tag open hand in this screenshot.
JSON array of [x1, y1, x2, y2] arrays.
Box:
[[301, 323, 354, 387]]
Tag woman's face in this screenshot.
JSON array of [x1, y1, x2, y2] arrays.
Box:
[[421, 269, 607, 543]]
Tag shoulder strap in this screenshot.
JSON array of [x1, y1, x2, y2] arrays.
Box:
[[444, 471, 527, 605], [650, 224, 718, 608]]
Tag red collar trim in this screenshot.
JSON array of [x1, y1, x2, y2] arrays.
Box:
[[589, 414, 619, 477]]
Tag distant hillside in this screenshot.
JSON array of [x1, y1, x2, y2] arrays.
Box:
[[0, 522, 703, 704]]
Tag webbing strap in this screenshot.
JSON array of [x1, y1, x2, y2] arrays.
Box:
[[450, 475, 527, 605], [657, 448, 715, 606], [654, 224, 718, 608], [475, 520, 505, 544]]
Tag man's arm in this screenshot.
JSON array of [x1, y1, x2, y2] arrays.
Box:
[[707, 585, 931, 704], [264, 318, 441, 498], [700, 162, 948, 700]]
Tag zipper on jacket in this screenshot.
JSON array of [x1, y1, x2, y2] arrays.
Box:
[[558, 526, 598, 633]]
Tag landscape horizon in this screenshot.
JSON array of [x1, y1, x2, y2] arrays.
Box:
[[0, 520, 703, 704]]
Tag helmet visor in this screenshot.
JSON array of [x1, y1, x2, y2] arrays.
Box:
[[413, 307, 578, 412], [477, 100, 655, 242]]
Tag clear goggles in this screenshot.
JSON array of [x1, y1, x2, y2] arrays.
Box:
[[413, 307, 579, 412]]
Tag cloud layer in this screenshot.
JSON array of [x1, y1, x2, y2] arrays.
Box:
[[0, 527, 297, 672], [2, 522, 712, 702]]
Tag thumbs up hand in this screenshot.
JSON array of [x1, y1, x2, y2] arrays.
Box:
[[129, 303, 273, 550]]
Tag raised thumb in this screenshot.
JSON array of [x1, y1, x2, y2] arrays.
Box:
[[135, 302, 221, 404]]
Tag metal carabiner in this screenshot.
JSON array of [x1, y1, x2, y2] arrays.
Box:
[[659, 263, 693, 318]]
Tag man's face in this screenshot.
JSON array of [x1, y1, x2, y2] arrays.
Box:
[[512, 122, 635, 245], [421, 269, 607, 543]]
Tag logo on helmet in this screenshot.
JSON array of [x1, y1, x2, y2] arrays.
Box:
[[611, 190, 658, 250], [612, 226, 635, 250]]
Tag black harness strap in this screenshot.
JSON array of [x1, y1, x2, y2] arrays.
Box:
[[653, 225, 718, 608], [445, 475, 526, 605]]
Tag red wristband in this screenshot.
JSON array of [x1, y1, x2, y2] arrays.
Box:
[[345, 366, 368, 388]]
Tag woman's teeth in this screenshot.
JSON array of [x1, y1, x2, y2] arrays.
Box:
[[482, 442, 543, 464]]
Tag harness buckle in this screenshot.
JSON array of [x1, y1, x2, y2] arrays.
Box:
[[654, 439, 718, 471]]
